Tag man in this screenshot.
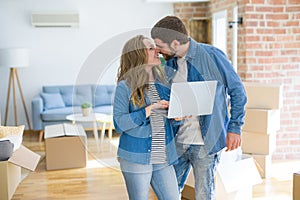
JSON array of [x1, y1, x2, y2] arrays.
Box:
[[151, 16, 247, 200]]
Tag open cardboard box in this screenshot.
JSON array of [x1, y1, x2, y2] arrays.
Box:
[[45, 123, 87, 170], [0, 145, 41, 200], [216, 149, 262, 200], [182, 149, 262, 200]]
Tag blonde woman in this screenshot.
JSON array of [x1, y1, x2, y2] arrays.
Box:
[[113, 35, 179, 200]]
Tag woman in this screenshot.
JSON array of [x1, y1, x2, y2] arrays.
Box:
[[113, 35, 179, 200]]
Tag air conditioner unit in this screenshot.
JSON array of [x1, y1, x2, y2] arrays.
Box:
[[31, 12, 79, 28]]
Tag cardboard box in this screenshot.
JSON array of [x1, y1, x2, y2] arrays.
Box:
[[216, 153, 262, 200], [45, 123, 87, 170], [243, 82, 283, 109], [182, 150, 262, 200], [181, 168, 195, 200], [243, 108, 280, 134], [0, 145, 40, 200], [242, 132, 277, 155], [293, 172, 300, 200], [250, 154, 272, 179]]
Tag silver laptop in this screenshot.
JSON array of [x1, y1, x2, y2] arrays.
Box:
[[153, 81, 217, 118]]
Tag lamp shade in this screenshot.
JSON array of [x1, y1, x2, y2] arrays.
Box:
[[0, 48, 29, 68]]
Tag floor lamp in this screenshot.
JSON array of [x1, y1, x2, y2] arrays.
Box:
[[0, 48, 32, 130]]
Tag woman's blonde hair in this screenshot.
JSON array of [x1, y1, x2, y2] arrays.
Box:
[[117, 35, 165, 107]]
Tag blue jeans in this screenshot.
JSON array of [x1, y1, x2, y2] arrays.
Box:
[[119, 158, 180, 200], [174, 144, 220, 200]]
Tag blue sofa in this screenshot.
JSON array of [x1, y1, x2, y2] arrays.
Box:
[[31, 84, 115, 132]]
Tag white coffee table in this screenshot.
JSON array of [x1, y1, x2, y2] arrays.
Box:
[[66, 113, 114, 145], [97, 114, 114, 142]]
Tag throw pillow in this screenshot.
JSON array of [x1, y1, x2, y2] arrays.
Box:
[[0, 125, 24, 151], [40, 93, 65, 110]]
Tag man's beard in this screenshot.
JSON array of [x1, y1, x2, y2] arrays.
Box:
[[161, 46, 176, 61], [161, 52, 176, 61]]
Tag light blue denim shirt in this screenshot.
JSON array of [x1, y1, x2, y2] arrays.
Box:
[[113, 80, 178, 165], [165, 38, 247, 155]]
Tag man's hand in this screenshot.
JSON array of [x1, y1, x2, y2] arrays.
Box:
[[226, 132, 241, 151]]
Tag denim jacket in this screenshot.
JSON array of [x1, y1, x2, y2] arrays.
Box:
[[165, 38, 247, 155], [113, 80, 178, 165]]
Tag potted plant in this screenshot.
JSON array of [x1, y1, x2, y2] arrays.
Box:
[[81, 102, 92, 116]]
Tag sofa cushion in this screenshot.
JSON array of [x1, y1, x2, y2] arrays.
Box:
[[41, 106, 82, 121], [93, 105, 113, 115], [40, 93, 65, 110], [93, 85, 115, 107], [43, 85, 92, 107]]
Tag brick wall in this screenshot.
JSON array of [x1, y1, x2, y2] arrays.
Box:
[[174, 0, 300, 160]]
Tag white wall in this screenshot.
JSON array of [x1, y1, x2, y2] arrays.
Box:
[[0, 0, 173, 128]]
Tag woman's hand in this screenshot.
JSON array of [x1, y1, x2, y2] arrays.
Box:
[[152, 100, 169, 110], [173, 115, 192, 121], [145, 100, 169, 117]]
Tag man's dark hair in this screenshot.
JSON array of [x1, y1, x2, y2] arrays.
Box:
[[151, 16, 189, 45]]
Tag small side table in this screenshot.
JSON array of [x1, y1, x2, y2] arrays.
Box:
[[97, 114, 114, 143]]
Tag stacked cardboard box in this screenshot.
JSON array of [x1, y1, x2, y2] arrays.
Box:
[[293, 172, 300, 200], [242, 82, 283, 178]]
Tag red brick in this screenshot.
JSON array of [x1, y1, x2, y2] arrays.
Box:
[[256, 29, 274, 34], [289, 0, 300, 4], [281, 120, 293, 126], [293, 28, 300, 34], [273, 7, 284, 12], [282, 64, 299, 69], [267, 21, 280, 26], [195, 7, 207, 12], [259, 21, 266, 26], [245, 43, 264, 49], [286, 154, 300, 160], [252, 0, 265, 4], [246, 21, 259, 27], [283, 21, 300, 27], [286, 6, 300, 12], [276, 35, 295, 41], [245, 58, 257, 63], [250, 65, 264, 70], [284, 43, 300, 48], [281, 50, 298, 55], [255, 6, 273, 12], [255, 51, 273, 56], [271, 0, 287, 5], [273, 57, 289, 63], [258, 58, 273, 64], [272, 154, 285, 160], [291, 57, 300, 62], [262, 36, 275, 41], [181, 8, 194, 13], [276, 139, 289, 145], [245, 35, 260, 41]]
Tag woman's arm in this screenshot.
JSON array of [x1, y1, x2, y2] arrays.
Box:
[[113, 82, 148, 133]]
